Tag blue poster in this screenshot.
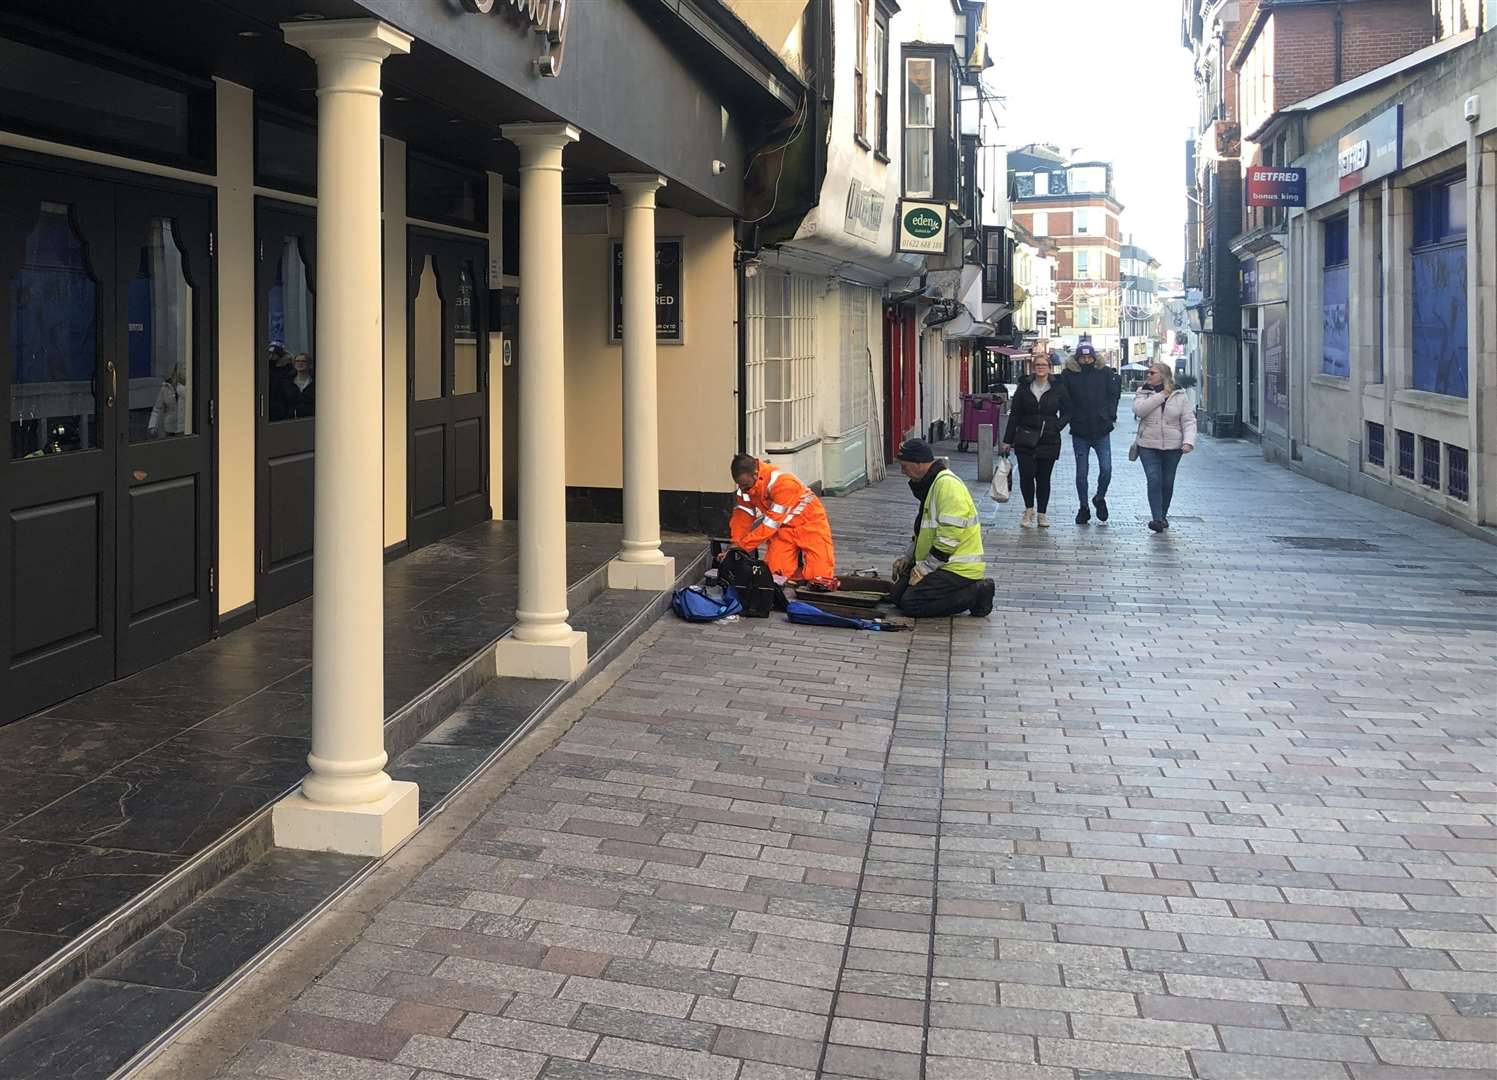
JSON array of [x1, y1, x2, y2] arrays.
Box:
[[1412, 246, 1468, 397], [1321, 266, 1349, 377]]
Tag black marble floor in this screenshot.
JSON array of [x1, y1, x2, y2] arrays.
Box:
[[0, 521, 698, 1016]]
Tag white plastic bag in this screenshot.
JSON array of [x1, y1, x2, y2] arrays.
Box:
[[990, 455, 1012, 502]]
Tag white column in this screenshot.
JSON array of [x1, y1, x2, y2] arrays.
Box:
[[607, 174, 676, 591], [494, 123, 588, 680], [273, 19, 418, 857]]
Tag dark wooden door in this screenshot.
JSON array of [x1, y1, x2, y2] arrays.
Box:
[[0, 164, 215, 723], [254, 204, 317, 614], [0, 167, 118, 721], [406, 232, 489, 550], [113, 184, 215, 676]]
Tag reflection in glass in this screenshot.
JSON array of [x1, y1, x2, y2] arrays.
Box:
[[130, 219, 194, 442], [268, 236, 314, 421], [413, 256, 442, 402], [453, 263, 479, 396], [10, 202, 99, 460]]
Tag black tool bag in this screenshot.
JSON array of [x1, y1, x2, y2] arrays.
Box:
[[718, 549, 777, 618]]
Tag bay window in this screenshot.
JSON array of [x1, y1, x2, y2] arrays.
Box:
[[904, 56, 935, 197]]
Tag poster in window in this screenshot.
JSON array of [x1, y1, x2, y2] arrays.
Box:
[[1411, 246, 1468, 397], [609, 237, 683, 344], [1321, 266, 1349, 377], [1262, 302, 1288, 433]]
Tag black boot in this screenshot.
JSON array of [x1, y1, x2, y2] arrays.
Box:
[[1075, 505, 1090, 525], [969, 579, 996, 617], [1147, 519, 1164, 533], [1093, 494, 1109, 522]]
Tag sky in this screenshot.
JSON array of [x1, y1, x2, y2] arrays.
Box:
[[988, 0, 1197, 277]]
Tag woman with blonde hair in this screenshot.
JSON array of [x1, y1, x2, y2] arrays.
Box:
[[1131, 360, 1196, 532]]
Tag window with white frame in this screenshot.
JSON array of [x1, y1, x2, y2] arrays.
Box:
[[1076, 296, 1092, 327], [1033, 170, 1050, 196], [1031, 211, 1047, 236], [904, 57, 935, 196], [853, 0, 867, 145], [750, 269, 816, 448], [839, 285, 872, 432], [1074, 208, 1094, 234], [873, 14, 888, 154], [1069, 165, 1106, 193], [1076, 250, 1090, 278]]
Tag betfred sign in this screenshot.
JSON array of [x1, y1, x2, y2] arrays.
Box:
[[1338, 106, 1401, 193], [1245, 166, 1306, 207]]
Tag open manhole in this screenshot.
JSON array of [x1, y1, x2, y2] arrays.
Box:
[[1272, 536, 1379, 552]]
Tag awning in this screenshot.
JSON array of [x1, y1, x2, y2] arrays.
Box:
[[990, 346, 1026, 357]]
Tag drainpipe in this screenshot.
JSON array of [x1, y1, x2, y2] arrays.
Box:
[[1333, 4, 1344, 84]]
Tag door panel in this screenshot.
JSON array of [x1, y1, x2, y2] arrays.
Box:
[[114, 184, 214, 676], [254, 205, 316, 614], [0, 166, 117, 722], [406, 231, 488, 550], [498, 288, 518, 521]]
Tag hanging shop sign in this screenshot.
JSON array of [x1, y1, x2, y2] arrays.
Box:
[[896, 200, 947, 254], [460, 0, 570, 76], [610, 237, 683, 344], [1338, 105, 1401, 194], [1245, 166, 1306, 207]]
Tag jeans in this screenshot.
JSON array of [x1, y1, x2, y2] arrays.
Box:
[[1016, 453, 1055, 512], [1138, 447, 1183, 523], [1071, 433, 1113, 504]]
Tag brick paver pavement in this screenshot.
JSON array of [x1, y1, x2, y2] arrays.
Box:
[[221, 430, 1497, 1080]]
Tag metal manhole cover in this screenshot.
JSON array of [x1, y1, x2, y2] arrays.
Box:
[[1393, 563, 1428, 569], [1272, 536, 1379, 552], [813, 773, 864, 788]]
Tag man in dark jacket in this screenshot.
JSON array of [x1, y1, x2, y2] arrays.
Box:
[[1059, 341, 1121, 524]]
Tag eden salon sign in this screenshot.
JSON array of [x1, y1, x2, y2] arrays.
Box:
[[461, 0, 569, 76]]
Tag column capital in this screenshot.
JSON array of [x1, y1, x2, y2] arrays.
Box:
[[282, 18, 413, 62], [611, 174, 667, 210], [502, 122, 582, 151]]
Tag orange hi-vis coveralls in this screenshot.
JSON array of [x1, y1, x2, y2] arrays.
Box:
[[730, 461, 836, 580]]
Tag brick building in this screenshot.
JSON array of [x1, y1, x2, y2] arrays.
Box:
[[1008, 145, 1125, 359]]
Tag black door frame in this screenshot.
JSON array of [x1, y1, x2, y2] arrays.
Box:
[[405, 228, 490, 550], [253, 200, 317, 615], [0, 151, 217, 723]]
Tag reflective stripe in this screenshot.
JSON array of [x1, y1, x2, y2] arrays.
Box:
[[947, 554, 984, 564], [767, 469, 781, 488], [762, 519, 781, 530], [733, 504, 756, 516], [938, 513, 979, 527], [769, 503, 788, 515]]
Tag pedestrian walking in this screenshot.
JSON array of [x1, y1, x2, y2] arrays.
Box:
[[1131, 360, 1197, 532], [1001, 350, 1071, 528], [1059, 341, 1121, 524]]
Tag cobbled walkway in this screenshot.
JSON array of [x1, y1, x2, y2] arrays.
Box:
[[220, 430, 1497, 1080]]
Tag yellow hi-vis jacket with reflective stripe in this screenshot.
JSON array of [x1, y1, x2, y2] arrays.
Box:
[[914, 468, 985, 580]]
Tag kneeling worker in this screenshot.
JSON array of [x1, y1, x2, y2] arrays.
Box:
[[728, 453, 836, 581], [891, 439, 996, 617]]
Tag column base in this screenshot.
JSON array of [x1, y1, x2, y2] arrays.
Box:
[[272, 780, 419, 857], [494, 629, 589, 680], [607, 555, 677, 591]]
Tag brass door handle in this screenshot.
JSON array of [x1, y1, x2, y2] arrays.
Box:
[[105, 360, 116, 408]]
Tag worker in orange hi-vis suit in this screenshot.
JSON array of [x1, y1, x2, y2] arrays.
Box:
[[727, 453, 837, 581]]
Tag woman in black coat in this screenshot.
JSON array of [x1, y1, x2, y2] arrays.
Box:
[[1001, 350, 1072, 527]]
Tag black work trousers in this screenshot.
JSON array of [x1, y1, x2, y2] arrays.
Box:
[[892, 568, 981, 618], [1016, 452, 1056, 512]]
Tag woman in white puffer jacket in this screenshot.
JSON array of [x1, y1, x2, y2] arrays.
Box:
[[1132, 361, 1197, 532]]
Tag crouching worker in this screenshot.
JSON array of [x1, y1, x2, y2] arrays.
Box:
[[728, 453, 836, 581], [891, 439, 996, 618]]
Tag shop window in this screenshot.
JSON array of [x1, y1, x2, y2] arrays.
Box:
[[1447, 445, 1469, 502], [256, 109, 317, 197], [0, 34, 213, 172], [749, 269, 815, 449], [1396, 429, 1415, 479], [1420, 436, 1441, 490], [412, 256, 443, 402], [1411, 175, 1468, 397], [1321, 216, 1349, 377], [267, 238, 315, 422], [903, 57, 935, 197], [1365, 421, 1385, 467], [408, 154, 487, 231], [838, 285, 871, 432]]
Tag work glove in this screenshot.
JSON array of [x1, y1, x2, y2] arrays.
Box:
[[910, 555, 942, 586], [892, 545, 916, 581]]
